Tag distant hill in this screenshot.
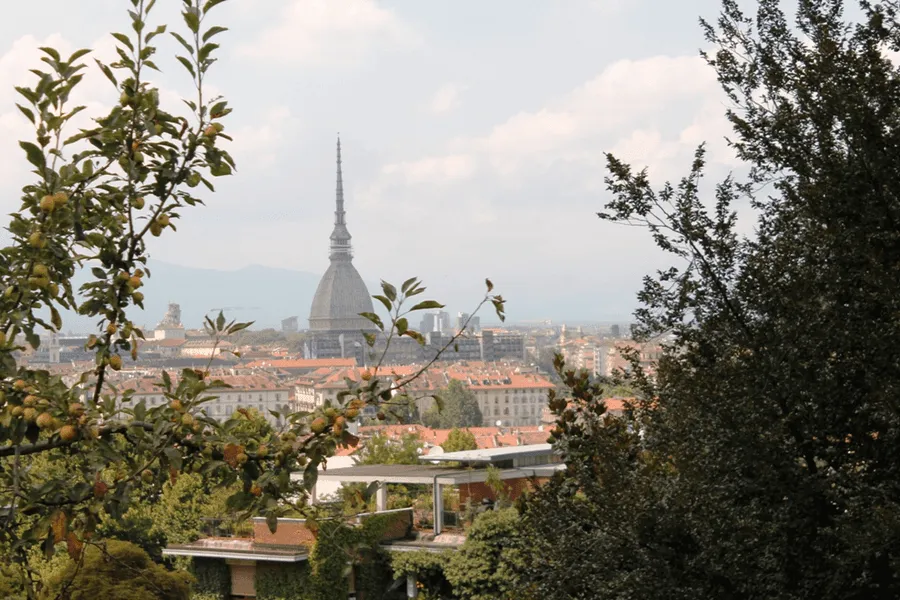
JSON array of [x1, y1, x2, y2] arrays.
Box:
[[61, 260, 343, 334], [55, 261, 636, 335]]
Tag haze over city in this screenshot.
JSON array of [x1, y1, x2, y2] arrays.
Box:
[[0, 0, 742, 326], [2, 0, 899, 598]]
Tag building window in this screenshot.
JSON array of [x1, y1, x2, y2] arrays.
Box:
[[275, 393, 281, 401]]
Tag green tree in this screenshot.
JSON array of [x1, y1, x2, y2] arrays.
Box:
[[41, 540, 193, 600], [0, 2, 508, 596], [423, 380, 483, 428], [0, 0, 509, 595], [513, 1, 900, 598], [354, 432, 423, 466], [444, 508, 523, 600], [441, 428, 477, 453]]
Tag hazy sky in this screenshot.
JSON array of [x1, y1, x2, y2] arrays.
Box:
[[0, 0, 746, 323]]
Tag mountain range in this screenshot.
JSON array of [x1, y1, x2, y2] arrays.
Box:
[[56, 260, 635, 335], [62, 260, 329, 334]]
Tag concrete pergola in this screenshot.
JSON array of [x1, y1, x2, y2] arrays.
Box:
[[316, 444, 563, 535]]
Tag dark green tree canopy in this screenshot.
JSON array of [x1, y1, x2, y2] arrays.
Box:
[[513, 1, 900, 599], [423, 380, 483, 429], [442, 428, 478, 453], [42, 540, 193, 600], [354, 432, 423, 466]]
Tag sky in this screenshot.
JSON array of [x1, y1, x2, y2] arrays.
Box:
[[0, 0, 748, 324]]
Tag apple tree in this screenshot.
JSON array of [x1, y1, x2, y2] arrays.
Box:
[[0, 3, 507, 597]]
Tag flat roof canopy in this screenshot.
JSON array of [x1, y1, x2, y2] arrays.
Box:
[[422, 443, 554, 464], [317, 463, 563, 485], [163, 542, 308, 563]]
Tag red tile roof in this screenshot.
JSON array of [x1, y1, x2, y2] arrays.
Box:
[[242, 358, 357, 369]]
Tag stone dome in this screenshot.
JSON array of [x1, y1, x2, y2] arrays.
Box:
[[308, 257, 374, 332], [307, 136, 375, 334]]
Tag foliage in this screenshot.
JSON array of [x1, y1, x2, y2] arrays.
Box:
[[442, 428, 478, 453], [0, 563, 27, 600], [391, 550, 454, 600], [0, 1, 505, 597], [255, 562, 309, 600], [353, 432, 423, 466], [41, 540, 193, 600], [512, 1, 900, 598], [190, 558, 230, 600], [254, 516, 400, 600], [443, 508, 523, 600], [483, 466, 511, 509], [423, 380, 483, 429]]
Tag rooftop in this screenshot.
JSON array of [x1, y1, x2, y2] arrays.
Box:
[[315, 459, 562, 486], [422, 443, 554, 465], [164, 537, 308, 562]]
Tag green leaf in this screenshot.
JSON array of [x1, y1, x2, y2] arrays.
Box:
[[111, 32, 134, 51], [203, 26, 228, 42], [94, 59, 117, 86], [203, 0, 227, 13], [381, 281, 397, 302], [26, 332, 40, 350], [145, 24, 167, 43], [183, 8, 200, 33], [396, 318, 408, 335], [265, 512, 278, 534], [405, 330, 426, 345], [216, 311, 226, 332], [372, 294, 392, 312], [227, 321, 252, 334], [163, 447, 182, 470], [209, 100, 228, 117], [410, 300, 445, 311], [359, 312, 384, 331], [170, 32, 193, 54], [16, 104, 35, 124], [303, 464, 318, 491], [485, 278, 494, 292], [68, 48, 91, 64], [198, 42, 219, 63], [175, 55, 195, 77], [19, 141, 45, 170], [401, 277, 418, 294]]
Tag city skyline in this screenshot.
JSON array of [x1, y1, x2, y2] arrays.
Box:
[[0, 0, 743, 323]]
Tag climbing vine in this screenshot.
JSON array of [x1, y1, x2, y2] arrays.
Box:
[[191, 558, 231, 600], [254, 514, 405, 600], [255, 562, 310, 600], [391, 550, 454, 600]]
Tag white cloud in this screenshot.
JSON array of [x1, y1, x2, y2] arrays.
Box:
[[382, 154, 475, 185], [345, 52, 742, 308], [429, 83, 466, 114], [237, 0, 419, 67], [228, 106, 302, 171], [369, 53, 734, 195]]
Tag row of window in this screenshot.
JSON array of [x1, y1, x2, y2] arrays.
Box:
[[486, 405, 538, 417], [138, 393, 281, 405], [482, 395, 543, 406]]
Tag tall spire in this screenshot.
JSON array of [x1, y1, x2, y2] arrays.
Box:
[[330, 134, 352, 260]]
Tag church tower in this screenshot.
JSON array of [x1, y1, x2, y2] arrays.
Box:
[[308, 136, 375, 359]]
